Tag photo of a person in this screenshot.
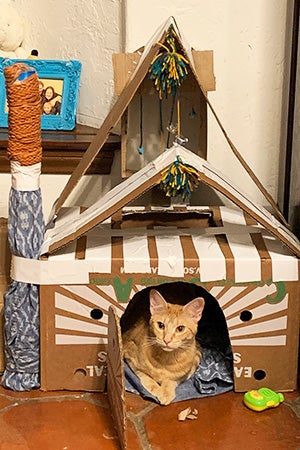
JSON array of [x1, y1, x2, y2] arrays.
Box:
[[43, 101, 55, 115], [38, 80, 44, 95], [39, 79, 63, 115], [41, 85, 62, 115]]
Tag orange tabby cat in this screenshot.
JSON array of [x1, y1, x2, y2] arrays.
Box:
[[122, 288, 205, 405]]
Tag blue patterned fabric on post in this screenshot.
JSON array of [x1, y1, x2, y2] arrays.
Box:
[[1, 188, 44, 390]]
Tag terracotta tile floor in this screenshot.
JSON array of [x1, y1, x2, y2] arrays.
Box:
[[0, 380, 299, 450]]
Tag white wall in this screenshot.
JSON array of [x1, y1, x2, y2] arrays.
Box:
[[0, 0, 291, 220]]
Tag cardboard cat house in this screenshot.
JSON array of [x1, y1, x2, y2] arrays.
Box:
[[9, 15, 299, 412], [12, 143, 300, 391]]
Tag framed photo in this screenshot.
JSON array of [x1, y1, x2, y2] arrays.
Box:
[[0, 58, 82, 130]]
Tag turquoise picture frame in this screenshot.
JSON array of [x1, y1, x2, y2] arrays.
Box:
[[0, 58, 81, 130]]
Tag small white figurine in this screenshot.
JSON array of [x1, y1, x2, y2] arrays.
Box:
[[0, 2, 28, 58]]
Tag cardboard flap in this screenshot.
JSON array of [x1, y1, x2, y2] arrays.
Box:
[[113, 49, 215, 95], [42, 145, 300, 258], [192, 50, 216, 92], [112, 52, 141, 96], [107, 306, 127, 450]]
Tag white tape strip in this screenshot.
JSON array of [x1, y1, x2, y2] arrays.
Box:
[[11, 161, 41, 191], [11, 255, 91, 284]]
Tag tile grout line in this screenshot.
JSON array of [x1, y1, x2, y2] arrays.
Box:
[[127, 412, 152, 450], [0, 392, 111, 413], [126, 403, 158, 450]]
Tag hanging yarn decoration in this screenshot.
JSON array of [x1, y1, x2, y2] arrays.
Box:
[[149, 24, 189, 99], [160, 156, 202, 201]]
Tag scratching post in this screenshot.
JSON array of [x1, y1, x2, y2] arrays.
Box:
[[1, 63, 44, 391]]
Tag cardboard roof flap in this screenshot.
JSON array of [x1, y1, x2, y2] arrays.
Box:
[[42, 144, 300, 258]]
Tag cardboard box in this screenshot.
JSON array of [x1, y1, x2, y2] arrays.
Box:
[[9, 140, 299, 394], [11, 203, 298, 393], [8, 18, 294, 450], [0, 218, 10, 373]]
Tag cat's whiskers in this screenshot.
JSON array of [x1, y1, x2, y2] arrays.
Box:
[[176, 340, 195, 350], [143, 336, 158, 348]]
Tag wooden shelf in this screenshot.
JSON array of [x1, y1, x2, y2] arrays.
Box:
[[0, 124, 120, 174]]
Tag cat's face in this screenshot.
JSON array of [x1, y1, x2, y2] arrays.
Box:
[[149, 289, 205, 352]]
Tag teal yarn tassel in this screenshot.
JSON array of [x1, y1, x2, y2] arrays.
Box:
[[160, 156, 201, 200], [149, 24, 189, 99]]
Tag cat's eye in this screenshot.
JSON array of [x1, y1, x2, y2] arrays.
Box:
[[176, 325, 185, 332], [157, 321, 165, 329]]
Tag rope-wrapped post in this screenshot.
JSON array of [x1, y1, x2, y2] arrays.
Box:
[[5, 62, 42, 166], [1, 63, 44, 391]]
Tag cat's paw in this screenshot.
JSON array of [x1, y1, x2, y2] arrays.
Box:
[[156, 390, 175, 405], [137, 373, 176, 405], [139, 377, 174, 405], [156, 383, 176, 405]]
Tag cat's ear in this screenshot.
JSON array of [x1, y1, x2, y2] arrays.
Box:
[[183, 297, 205, 323], [149, 289, 168, 315]]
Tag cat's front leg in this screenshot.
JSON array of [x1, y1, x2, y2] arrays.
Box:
[[136, 371, 162, 399]]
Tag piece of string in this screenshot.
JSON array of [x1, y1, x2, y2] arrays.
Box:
[[138, 92, 144, 154], [159, 98, 165, 151], [177, 98, 181, 136], [4, 63, 42, 166], [194, 77, 289, 227], [166, 92, 177, 148]]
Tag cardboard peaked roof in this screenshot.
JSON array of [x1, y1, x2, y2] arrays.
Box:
[[43, 17, 300, 258], [41, 143, 300, 258], [52, 16, 215, 218]]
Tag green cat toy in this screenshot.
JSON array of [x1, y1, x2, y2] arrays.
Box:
[[244, 387, 284, 412]]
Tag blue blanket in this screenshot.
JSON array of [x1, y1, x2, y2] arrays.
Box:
[[125, 346, 233, 403]]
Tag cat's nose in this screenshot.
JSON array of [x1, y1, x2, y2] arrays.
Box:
[[164, 337, 171, 345]]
